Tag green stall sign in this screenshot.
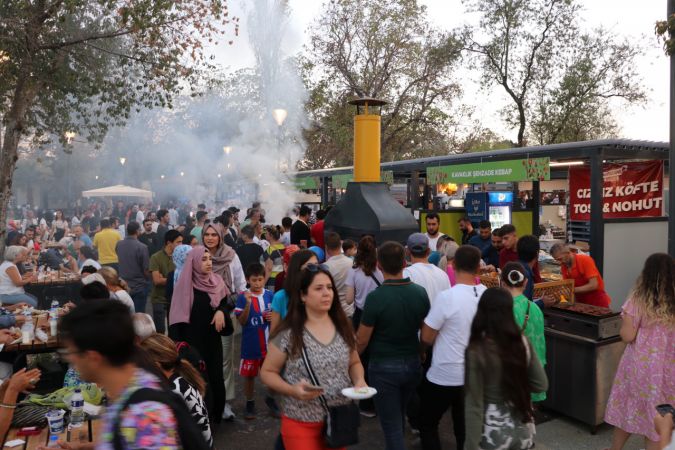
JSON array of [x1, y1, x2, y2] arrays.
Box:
[[427, 158, 550, 184], [294, 176, 319, 190], [381, 170, 394, 185], [332, 171, 394, 188], [332, 174, 352, 189]]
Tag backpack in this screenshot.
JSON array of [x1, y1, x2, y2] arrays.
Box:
[[112, 387, 211, 450]]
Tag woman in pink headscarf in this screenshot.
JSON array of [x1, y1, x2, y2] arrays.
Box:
[[169, 245, 229, 422]]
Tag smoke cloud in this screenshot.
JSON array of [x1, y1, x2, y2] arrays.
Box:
[[15, 0, 308, 225]]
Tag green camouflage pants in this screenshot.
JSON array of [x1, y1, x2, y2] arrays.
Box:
[[479, 403, 535, 450]]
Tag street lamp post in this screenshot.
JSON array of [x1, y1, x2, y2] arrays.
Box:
[[119, 157, 126, 185], [669, 0, 675, 257], [272, 109, 288, 171], [64, 131, 76, 208]]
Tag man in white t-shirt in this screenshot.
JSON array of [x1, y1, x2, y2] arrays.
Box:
[[419, 245, 486, 450], [424, 213, 445, 252], [403, 233, 450, 305]]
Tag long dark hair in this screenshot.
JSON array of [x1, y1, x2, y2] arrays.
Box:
[[467, 287, 533, 422], [354, 235, 377, 276], [630, 253, 675, 325], [140, 333, 206, 396], [277, 267, 356, 358], [282, 249, 315, 293]]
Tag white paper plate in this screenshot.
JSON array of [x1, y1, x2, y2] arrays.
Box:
[[341, 387, 377, 400]]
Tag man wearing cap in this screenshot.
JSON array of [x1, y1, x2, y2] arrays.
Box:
[[404, 233, 451, 305]]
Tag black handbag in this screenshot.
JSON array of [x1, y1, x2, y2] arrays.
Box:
[[300, 345, 360, 448]]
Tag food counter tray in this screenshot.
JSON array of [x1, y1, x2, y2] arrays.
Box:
[[544, 306, 621, 340]]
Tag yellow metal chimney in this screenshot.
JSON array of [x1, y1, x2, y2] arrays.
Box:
[[349, 97, 388, 182]]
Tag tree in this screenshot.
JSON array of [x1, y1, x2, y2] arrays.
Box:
[[528, 30, 645, 145], [464, 0, 645, 146], [301, 0, 464, 168], [0, 0, 236, 244]]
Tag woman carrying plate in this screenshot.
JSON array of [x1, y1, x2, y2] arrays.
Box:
[[261, 264, 368, 450]]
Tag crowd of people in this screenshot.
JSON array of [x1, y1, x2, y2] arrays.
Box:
[[0, 200, 673, 450]]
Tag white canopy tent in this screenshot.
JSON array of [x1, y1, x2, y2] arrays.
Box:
[[81, 185, 154, 199]]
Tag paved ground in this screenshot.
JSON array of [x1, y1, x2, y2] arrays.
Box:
[[210, 333, 647, 450]]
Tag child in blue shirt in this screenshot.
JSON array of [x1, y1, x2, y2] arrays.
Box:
[[234, 263, 273, 420]]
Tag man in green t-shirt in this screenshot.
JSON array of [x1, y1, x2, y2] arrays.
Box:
[[356, 241, 430, 450], [149, 229, 183, 333], [190, 210, 208, 245]]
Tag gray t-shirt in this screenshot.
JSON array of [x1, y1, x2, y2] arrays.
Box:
[[115, 237, 150, 293], [271, 328, 353, 422], [325, 254, 355, 317], [345, 267, 384, 310]]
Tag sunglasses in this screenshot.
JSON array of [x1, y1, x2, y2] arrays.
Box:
[[304, 263, 330, 273]]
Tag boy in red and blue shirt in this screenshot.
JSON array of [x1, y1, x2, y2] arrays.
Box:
[[234, 262, 273, 420]]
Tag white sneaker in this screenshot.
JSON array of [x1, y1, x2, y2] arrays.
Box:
[[222, 403, 236, 420]]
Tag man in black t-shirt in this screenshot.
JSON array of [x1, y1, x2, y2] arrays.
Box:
[[290, 205, 312, 247], [139, 219, 161, 255], [458, 216, 477, 245], [235, 225, 272, 280]]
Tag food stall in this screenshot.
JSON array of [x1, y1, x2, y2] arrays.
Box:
[[295, 139, 669, 307]]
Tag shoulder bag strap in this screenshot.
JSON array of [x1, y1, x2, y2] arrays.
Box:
[[300, 344, 330, 413], [522, 335, 532, 365], [520, 301, 531, 332], [369, 274, 381, 287]]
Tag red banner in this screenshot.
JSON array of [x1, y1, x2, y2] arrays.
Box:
[[569, 161, 664, 221]]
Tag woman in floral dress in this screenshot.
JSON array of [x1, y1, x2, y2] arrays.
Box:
[[605, 253, 675, 450]]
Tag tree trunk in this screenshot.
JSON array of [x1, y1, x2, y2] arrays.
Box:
[[517, 102, 526, 147], [0, 77, 37, 253]]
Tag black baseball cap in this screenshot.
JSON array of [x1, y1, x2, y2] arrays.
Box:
[[227, 206, 240, 213]]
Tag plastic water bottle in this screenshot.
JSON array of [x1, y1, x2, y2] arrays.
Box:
[[63, 366, 82, 388], [47, 435, 59, 448], [21, 310, 34, 344], [49, 316, 58, 337], [50, 301, 59, 318], [70, 388, 84, 427]]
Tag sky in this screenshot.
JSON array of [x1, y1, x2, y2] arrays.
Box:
[[213, 0, 671, 144]]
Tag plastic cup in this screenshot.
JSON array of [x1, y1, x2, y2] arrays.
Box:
[[46, 409, 65, 434]]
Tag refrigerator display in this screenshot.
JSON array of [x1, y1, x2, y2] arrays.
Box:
[[489, 205, 511, 229], [488, 191, 513, 229]]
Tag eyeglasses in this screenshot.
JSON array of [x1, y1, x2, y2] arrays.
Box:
[[304, 263, 330, 273]]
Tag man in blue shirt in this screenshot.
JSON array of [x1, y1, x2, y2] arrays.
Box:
[[468, 220, 492, 253], [73, 225, 92, 247]]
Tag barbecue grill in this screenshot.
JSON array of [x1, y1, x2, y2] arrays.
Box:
[[542, 303, 625, 432]]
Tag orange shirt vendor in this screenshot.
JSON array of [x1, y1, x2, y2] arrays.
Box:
[[550, 244, 611, 308]]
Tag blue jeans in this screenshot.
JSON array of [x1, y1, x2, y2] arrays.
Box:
[[0, 293, 38, 307], [369, 357, 422, 450], [130, 287, 149, 314]]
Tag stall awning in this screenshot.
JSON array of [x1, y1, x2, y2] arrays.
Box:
[[82, 185, 154, 199]]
